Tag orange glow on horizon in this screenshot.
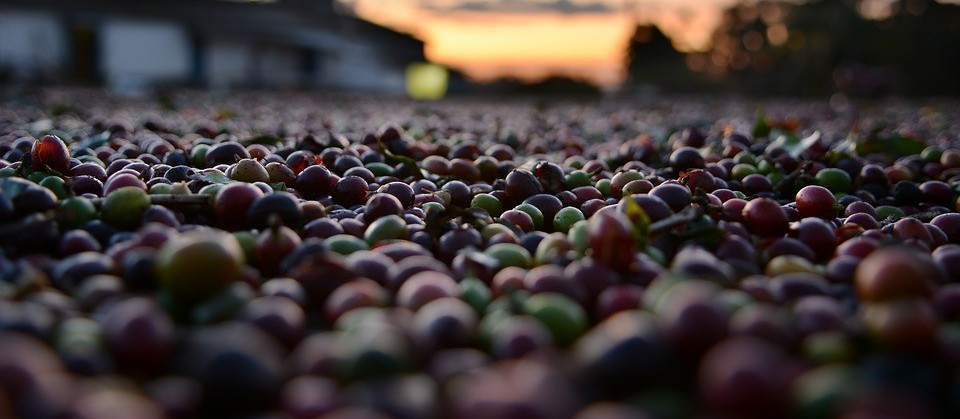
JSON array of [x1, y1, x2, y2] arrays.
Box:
[[421, 14, 634, 86], [342, 0, 960, 87], [343, 0, 735, 86]]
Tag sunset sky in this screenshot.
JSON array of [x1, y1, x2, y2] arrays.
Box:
[[338, 0, 959, 87], [337, 0, 756, 86]]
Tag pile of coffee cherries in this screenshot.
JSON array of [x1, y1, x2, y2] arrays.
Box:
[[1, 90, 959, 418]]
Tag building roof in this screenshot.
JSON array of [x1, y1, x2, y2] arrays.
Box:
[[0, 0, 424, 58]]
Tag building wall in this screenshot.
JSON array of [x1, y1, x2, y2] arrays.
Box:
[[205, 40, 252, 89], [204, 42, 305, 89], [258, 46, 301, 88], [0, 10, 67, 80], [0, 6, 417, 94], [100, 19, 191, 91], [321, 40, 405, 94]]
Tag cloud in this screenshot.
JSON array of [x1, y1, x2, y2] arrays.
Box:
[[422, 0, 622, 15]]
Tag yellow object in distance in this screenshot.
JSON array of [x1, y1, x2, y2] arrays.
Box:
[[406, 62, 449, 100]]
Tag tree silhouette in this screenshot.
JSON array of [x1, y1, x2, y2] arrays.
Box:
[[691, 0, 960, 96], [623, 24, 701, 92]]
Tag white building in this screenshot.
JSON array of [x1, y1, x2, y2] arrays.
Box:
[[0, 0, 424, 94]]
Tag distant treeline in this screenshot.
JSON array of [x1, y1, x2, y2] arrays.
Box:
[[471, 76, 603, 97], [624, 0, 960, 96]]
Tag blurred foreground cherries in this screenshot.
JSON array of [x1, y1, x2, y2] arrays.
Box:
[[0, 91, 959, 418]]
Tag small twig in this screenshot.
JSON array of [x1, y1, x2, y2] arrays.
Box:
[[906, 209, 951, 223], [89, 194, 212, 208], [773, 160, 814, 196], [650, 205, 703, 234], [0, 211, 56, 238], [0, 195, 211, 238]]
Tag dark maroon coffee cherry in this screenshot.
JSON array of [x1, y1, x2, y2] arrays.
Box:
[[504, 169, 543, 205], [617, 194, 673, 222], [742, 197, 789, 237], [285, 150, 316, 175], [31, 135, 71, 174], [441, 180, 472, 208], [650, 183, 691, 212], [532, 161, 565, 194], [523, 194, 563, 230], [364, 193, 405, 224], [669, 147, 704, 171], [214, 183, 264, 231], [742, 174, 773, 196], [205, 141, 250, 167], [247, 192, 303, 229], [588, 211, 636, 272], [103, 297, 176, 376], [378, 182, 415, 208], [332, 176, 369, 207], [70, 162, 107, 181], [790, 218, 837, 260], [682, 169, 717, 193], [295, 165, 333, 199]]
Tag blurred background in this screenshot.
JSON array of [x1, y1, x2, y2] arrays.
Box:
[[0, 0, 959, 97]]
